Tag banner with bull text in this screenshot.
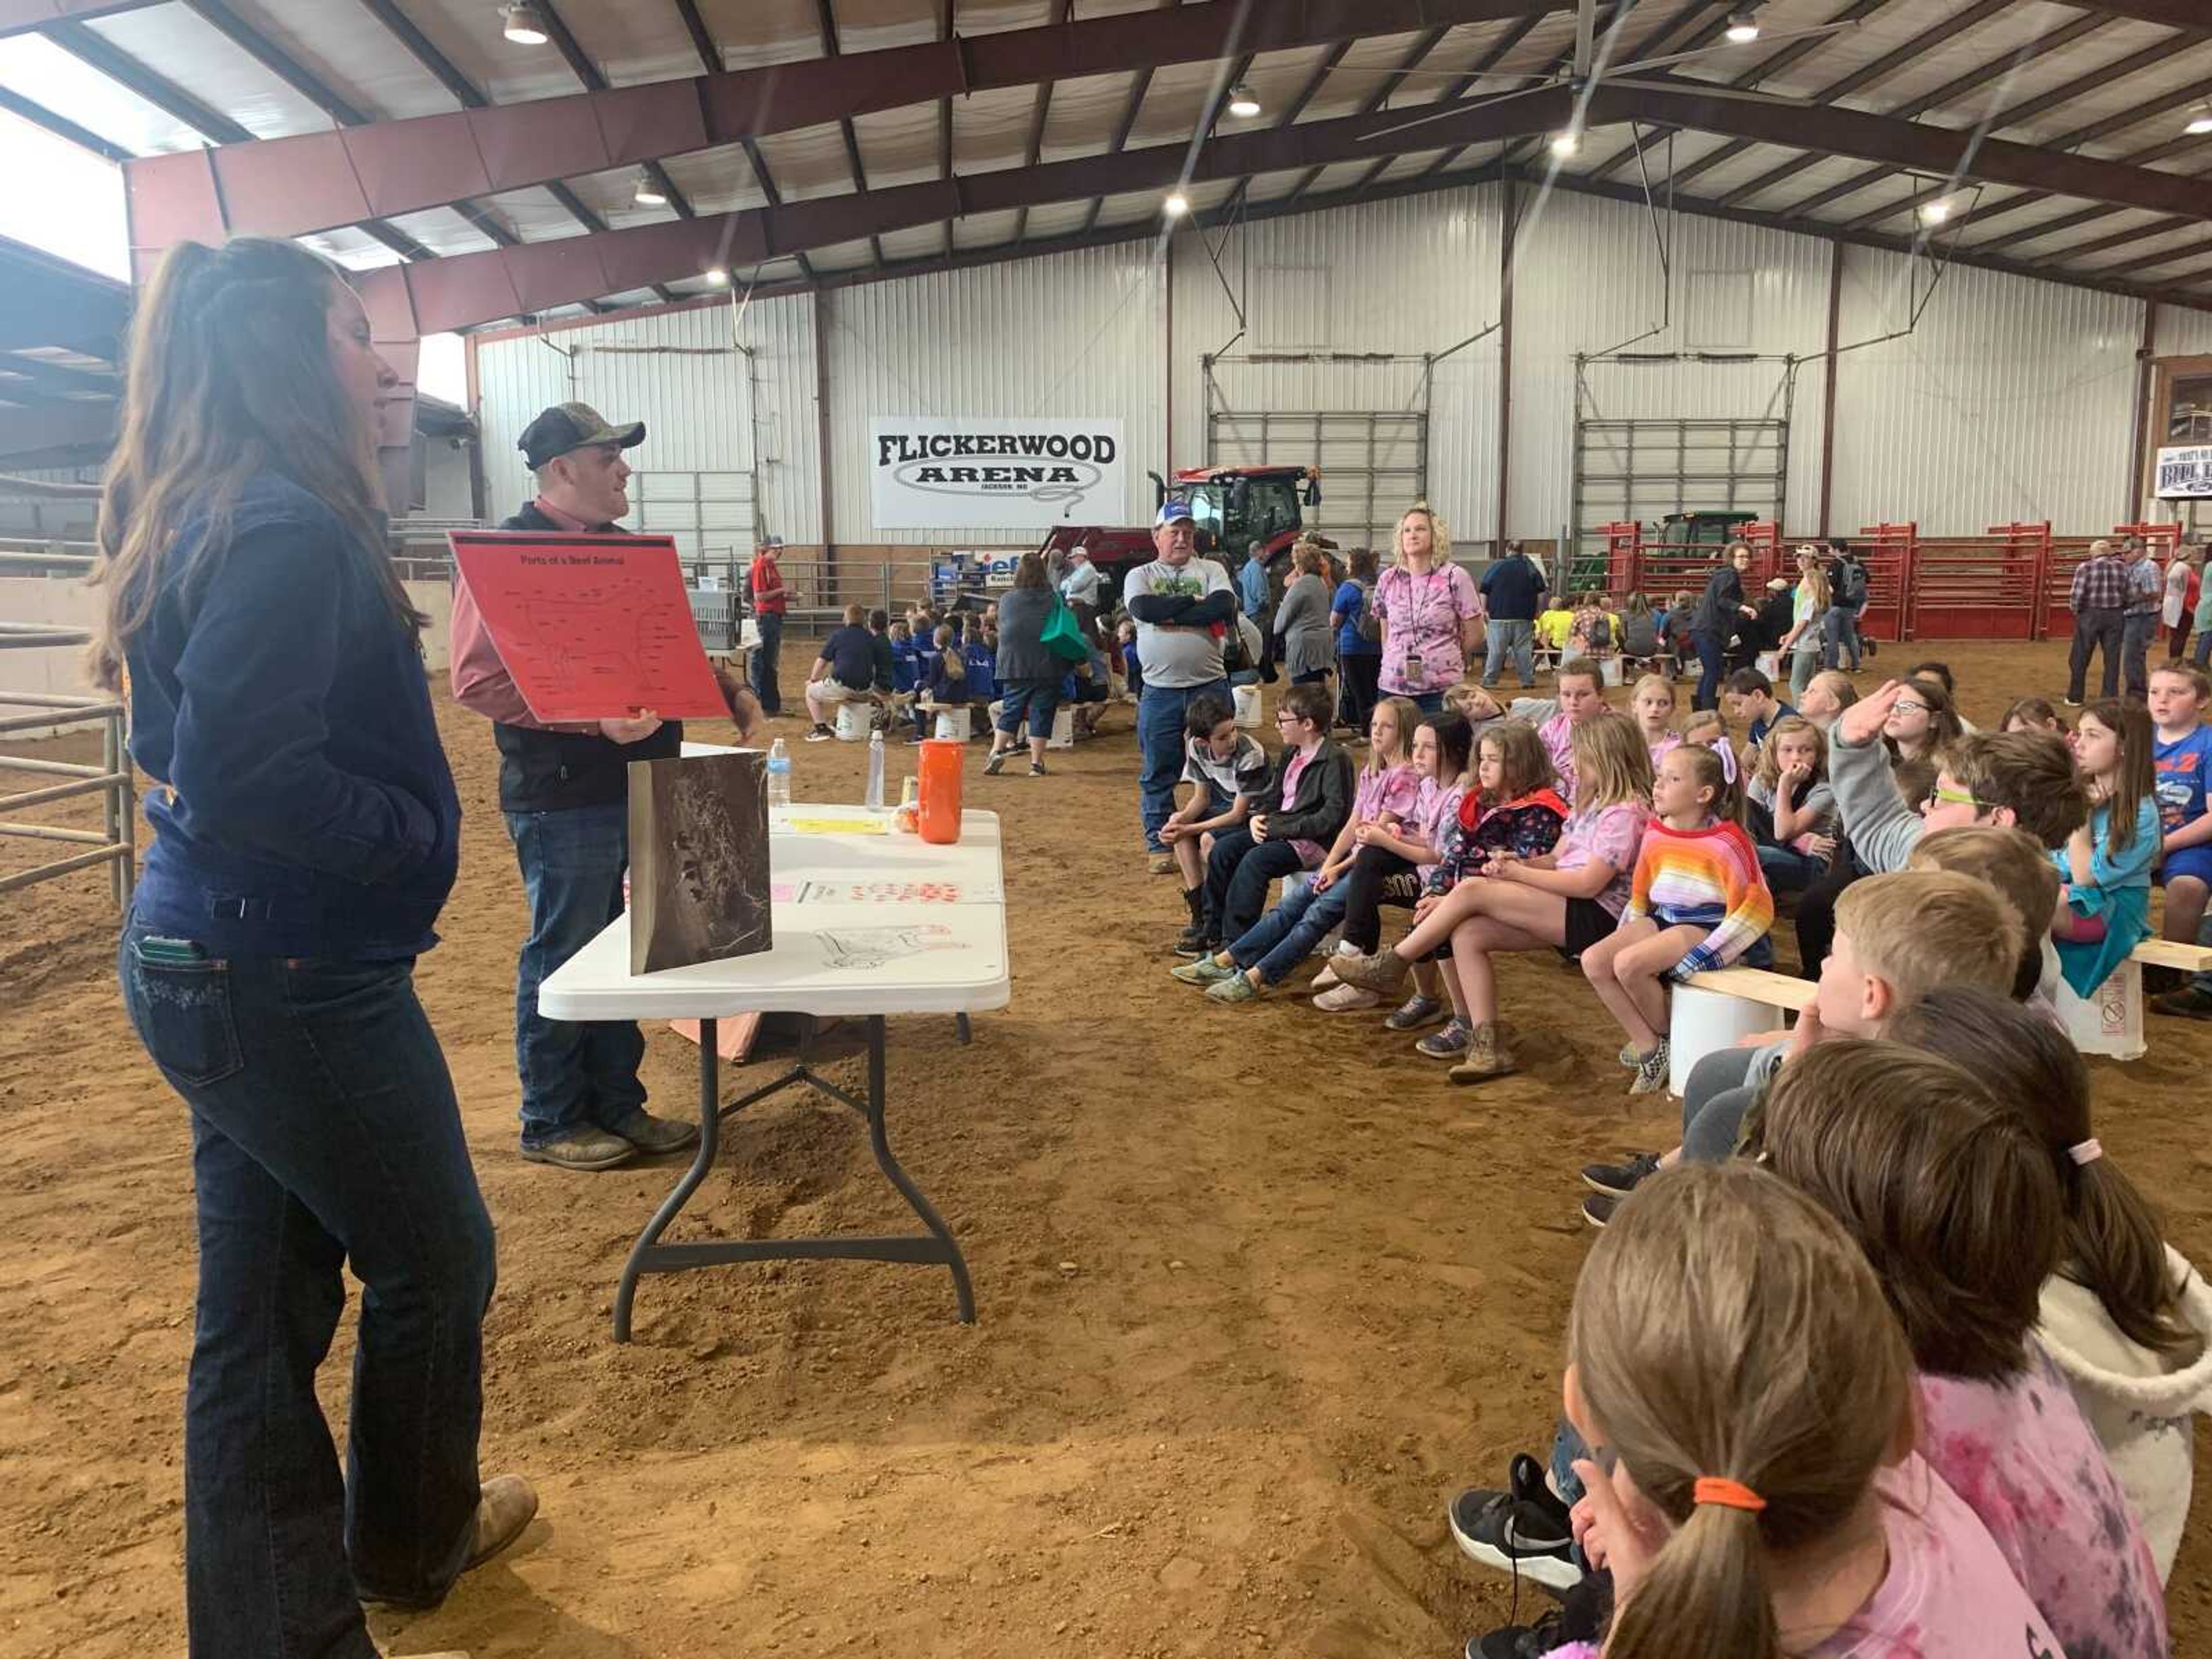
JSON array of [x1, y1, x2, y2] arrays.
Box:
[[869, 417, 1126, 529]]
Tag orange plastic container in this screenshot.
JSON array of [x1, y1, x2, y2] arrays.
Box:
[[917, 738, 964, 844]]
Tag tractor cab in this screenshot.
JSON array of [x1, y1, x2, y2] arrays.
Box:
[[1155, 465, 1323, 570]]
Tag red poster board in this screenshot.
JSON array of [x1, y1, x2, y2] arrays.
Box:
[[450, 531, 726, 722]]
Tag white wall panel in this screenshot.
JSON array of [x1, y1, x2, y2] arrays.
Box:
[[1506, 188, 1833, 546], [2162, 306, 2212, 359], [821, 241, 1166, 544], [1828, 248, 2141, 538], [1170, 183, 1504, 548], [734, 291, 822, 546]]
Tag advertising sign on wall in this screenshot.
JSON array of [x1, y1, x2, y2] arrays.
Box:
[[869, 416, 1126, 528], [2156, 445, 2212, 500]]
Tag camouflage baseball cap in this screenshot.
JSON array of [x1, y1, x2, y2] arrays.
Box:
[[518, 401, 645, 469]]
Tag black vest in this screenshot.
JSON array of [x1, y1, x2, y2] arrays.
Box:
[[489, 502, 683, 813]]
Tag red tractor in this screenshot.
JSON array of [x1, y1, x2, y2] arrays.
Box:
[[1036, 463, 1332, 608]]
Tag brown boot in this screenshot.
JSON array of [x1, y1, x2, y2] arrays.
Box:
[[1448, 1021, 1517, 1085], [465, 1475, 539, 1571]]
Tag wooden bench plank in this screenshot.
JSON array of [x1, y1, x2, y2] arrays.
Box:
[[2130, 938, 2212, 972], [1681, 967, 1816, 1011]]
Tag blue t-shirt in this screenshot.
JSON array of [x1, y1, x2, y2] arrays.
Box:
[[1333, 578, 1379, 656], [820, 624, 876, 690], [891, 639, 923, 694], [2153, 725, 2212, 836]]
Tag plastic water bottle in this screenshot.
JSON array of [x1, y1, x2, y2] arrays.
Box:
[[766, 737, 791, 809], [865, 726, 887, 809]]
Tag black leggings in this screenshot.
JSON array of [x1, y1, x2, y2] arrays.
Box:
[[1339, 844, 1422, 955], [1790, 832, 1863, 979]]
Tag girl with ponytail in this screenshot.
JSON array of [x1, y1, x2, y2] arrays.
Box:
[[1549, 1161, 2059, 1659], [1886, 986, 2212, 1582]]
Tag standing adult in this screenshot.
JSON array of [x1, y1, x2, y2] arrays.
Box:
[[1237, 540, 1277, 683], [747, 534, 787, 715], [986, 551, 1064, 778], [1333, 546, 1384, 734], [2123, 535, 2164, 700], [1779, 545, 1831, 699], [2066, 537, 2129, 706], [1373, 502, 1482, 713], [1059, 543, 1103, 645], [1129, 499, 1237, 863], [97, 237, 530, 1658], [1274, 537, 1335, 687], [452, 401, 705, 1171], [1477, 539, 1547, 688], [2164, 541, 2202, 662], [1689, 542, 1759, 711], [1821, 539, 1866, 671]]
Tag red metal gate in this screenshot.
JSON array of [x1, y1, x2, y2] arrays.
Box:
[[1853, 524, 1911, 645], [1900, 523, 2044, 642]]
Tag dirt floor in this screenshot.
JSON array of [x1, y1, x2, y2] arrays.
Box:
[[6, 637, 2212, 1659]]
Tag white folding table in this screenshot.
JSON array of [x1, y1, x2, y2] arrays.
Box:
[[537, 804, 1009, 1342]]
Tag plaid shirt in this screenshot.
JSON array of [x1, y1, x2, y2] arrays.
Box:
[[2070, 550, 2129, 613], [2124, 554, 2164, 616]]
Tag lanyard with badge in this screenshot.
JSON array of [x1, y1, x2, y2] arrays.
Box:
[[1396, 568, 1452, 686]]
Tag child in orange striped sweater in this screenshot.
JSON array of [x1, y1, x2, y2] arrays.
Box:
[[1580, 743, 1774, 1095]]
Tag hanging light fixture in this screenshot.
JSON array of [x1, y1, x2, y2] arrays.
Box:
[[1227, 83, 1261, 119], [1918, 197, 1952, 225], [1163, 190, 1191, 218], [632, 169, 668, 207], [1724, 8, 1761, 44], [1549, 130, 1581, 158], [703, 267, 730, 286], [2187, 104, 2212, 136], [501, 3, 548, 46]]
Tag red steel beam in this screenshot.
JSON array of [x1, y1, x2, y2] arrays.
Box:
[[360, 78, 2212, 333]]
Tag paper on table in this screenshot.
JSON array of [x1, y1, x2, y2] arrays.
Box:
[[450, 529, 728, 722], [785, 815, 890, 835]]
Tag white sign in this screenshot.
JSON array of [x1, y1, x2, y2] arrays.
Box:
[[869, 416, 1126, 529], [2156, 445, 2212, 500]]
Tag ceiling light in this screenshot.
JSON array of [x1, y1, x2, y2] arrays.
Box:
[[632, 169, 667, 207], [1724, 9, 1760, 44], [1918, 198, 1951, 225], [1163, 190, 1190, 218], [500, 3, 548, 46], [2187, 106, 2212, 136], [704, 267, 729, 286], [1227, 83, 1261, 119], [1548, 130, 1581, 158]]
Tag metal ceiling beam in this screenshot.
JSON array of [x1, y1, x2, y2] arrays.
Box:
[[533, 0, 683, 299], [813, 0, 882, 267], [737, 139, 819, 287], [1415, 10, 1547, 179], [1074, 0, 1176, 239], [669, 0, 717, 71], [371, 78, 2212, 332], [1494, 0, 1700, 172], [1010, 0, 1075, 244], [936, 0, 956, 255], [1274, 25, 1449, 206], [0, 82, 130, 160], [133, 0, 1594, 245]]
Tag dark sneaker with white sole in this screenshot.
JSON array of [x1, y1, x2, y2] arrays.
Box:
[[1581, 1152, 1662, 1199], [1447, 1453, 1583, 1594], [1582, 1192, 1618, 1229]]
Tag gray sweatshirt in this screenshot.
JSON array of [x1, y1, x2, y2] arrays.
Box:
[[1828, 727, 1919, 873]]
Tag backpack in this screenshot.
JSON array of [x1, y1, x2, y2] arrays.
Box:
[[1835, 558, 1866, 609], [1356, 578, 1384, 645]]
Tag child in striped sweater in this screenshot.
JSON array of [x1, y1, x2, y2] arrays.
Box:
[[1581, 743, 1774, 1094]]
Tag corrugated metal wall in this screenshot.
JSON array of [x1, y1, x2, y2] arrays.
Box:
[[468, 192, 2212, 555], [823, 241, 1166, 544], [1170, 183, 1503, 550], [1828, 247, 2142, 537], [1506, 187, 1832, 547]]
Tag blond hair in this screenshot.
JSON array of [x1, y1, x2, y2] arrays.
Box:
[[1630, 672, 1676, 710], [1804, 669, 1858, 714], [1366, 694, 1421, 773], [1833, 870, 2021, 1010], [1571, 1162, 1914, 1659], [1907, 825, 2060, 999], [1395, 501, 1449, 565], [1570, 711, 1654, 813], [1750, 715, 1826, 792]]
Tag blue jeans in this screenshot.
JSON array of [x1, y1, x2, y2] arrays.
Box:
[[1691, 629, 1728, 710], [1820, 604, 1861, 671], [1138, 679, 1230, 851], [1205, 823, 1308, 944], [118, 921, 496, 1657], [1228, 875, 1350, 984], [1483, 618, 1536, 687], [1757, 840, 1825, 892], [751, 610, 784, 714], [506, 802, 647, 1147], [995, 678, 1062, 738], [2124, 610, 2158, 702]]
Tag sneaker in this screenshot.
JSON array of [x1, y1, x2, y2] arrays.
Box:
[[805, 724, 835, 742], [520, 1127, 637, 1172], [2141, 963, 2188, 997], [1171, 956, 1238, 986], [1582, 1193, 1618, 1229], [1029, 762, 1048, 777], [1172, 920, 1214, 958], [1312, 982, 1381, 1012], [1205, 972, 1261, 1003], [1628, 1040, 1671, 1096], [983, 751, 1008, 776], [1446, 1456, 1581, 1592], [1581, 1151, 1662, 1198], [2062, 696, 2082, 707], [1312, 962, 1342, 991], [1617, 1040, 1639, 1069], [2153, 986, 2212, 1020], [1383, 993, 1446, 1032], [1448, 1021, 1516, 1083], [604, 1108, 700, 1156], [1468, 1611, 1567, 1659], [1331, 948, 1411, 994], [1416, 1018, 1473, 1059]]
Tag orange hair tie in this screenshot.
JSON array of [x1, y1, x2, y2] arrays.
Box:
[[1692, 1477, 1767, 1513]]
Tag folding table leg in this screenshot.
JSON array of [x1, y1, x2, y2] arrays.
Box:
[[612, 1018, 721, 1343], [860, 1016, 976, 1322]]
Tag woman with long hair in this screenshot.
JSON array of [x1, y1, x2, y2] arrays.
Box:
[[984, 548, 1066, 777], [94, 238, 527, 1657], [1779, 545, 1831, 699], [1372, 502, 1482, 713]]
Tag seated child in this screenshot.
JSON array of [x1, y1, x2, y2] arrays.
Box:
[[1615, 592, 1661, 664], [1581, 743, 1772, 1095], [2147, 664, 2212, 987], [1745, 715, 1835, 892], [911, 622, 968, 741], [1763, 1040, 2169, 1659], [1629, 673, 1680, 771], [2001, 695, 2061, 733], [1199, 683, 1353, 951], [887, 618, 922, 700], [1502, 657, 1607, 802], [1335, 712, 1650, 1081], [1116, 616, 1143, 699], [1719, 666, 1794, 748], [2051, 698, 2159, 994], [1162, 694, 1270, 951], [1794, 668, 1856, 732], [1887, 985, 2212, 1584], [1534, 600, 1574, 660], [1475, 1160, 2065, 1659], [1656, 588, 1695, 673]]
